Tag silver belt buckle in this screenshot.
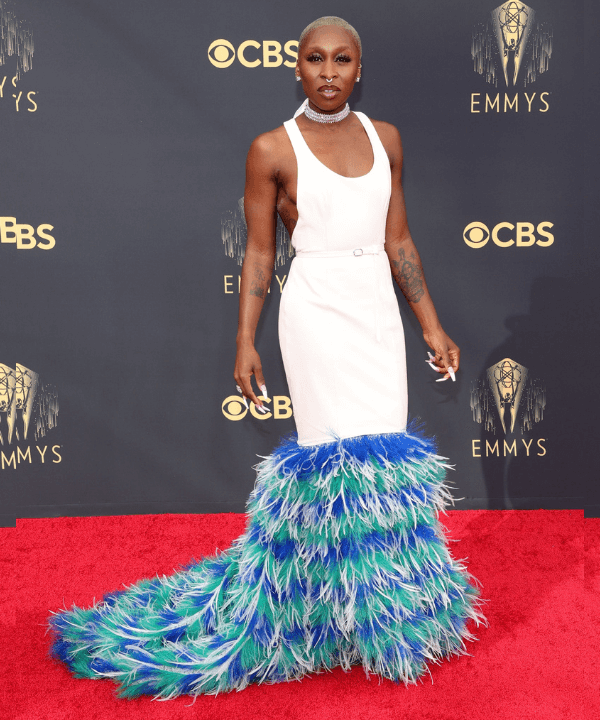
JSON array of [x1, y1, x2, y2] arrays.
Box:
[[353, 248, 363, 256]]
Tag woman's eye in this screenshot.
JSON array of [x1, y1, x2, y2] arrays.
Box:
[[305, 53, 351, 63]]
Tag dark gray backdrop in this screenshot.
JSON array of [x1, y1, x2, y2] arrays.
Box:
[[1, 0, 597, 527]]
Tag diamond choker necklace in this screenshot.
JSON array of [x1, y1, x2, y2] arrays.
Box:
[[304, 102, 351, 124]]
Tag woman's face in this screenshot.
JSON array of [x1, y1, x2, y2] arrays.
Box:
[[296, 26, 361, 114]]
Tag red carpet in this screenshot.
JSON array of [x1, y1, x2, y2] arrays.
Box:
[[8, 510, 593, 719]]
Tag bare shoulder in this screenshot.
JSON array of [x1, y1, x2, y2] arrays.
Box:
[[249, 124, 289, 153], [247, 125, 293, 175], [370, 119, 403, 164]]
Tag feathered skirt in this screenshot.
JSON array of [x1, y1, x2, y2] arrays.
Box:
[[48, 427, 487, 699]]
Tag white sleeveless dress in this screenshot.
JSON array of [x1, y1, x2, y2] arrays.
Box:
[[48, 111, 486, 699], [280, 112, 408, 446]]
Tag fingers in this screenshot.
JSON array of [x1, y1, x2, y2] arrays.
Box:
[[234, 347, 268, 412], [240, 376, 266, 411], [440, 344, 460, 381], [254, 366, 268, 404], [427, 350, 449, 375], [427, 350, 457, 382], [424, 333, 460, 383], [437, 366, 455, 382], [440, 347, 452, 374], [234, 383, 249, 410], [254, 364, 265, 389], [448, 346, 460, 373], [234, 371, 268, 413], [426, 352, 444, 374]]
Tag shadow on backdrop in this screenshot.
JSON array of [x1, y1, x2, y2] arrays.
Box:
[[475, 276, 585, 510]]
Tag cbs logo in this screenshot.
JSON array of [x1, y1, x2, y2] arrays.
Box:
[[208, 39, 298, 68], [0, 217, 55, 249], [463, 221, 554, 248], [222, 395, 293, 421]]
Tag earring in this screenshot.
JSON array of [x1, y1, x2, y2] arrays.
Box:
[[296, 74, 301, 82], [356, 77, 361, 82]]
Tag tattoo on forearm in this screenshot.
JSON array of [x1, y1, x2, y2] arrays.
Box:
[[249, 266, 268, 299], [391, 247, 425, 303]]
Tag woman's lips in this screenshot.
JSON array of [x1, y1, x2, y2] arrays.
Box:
[[318, 86, 340, 97]]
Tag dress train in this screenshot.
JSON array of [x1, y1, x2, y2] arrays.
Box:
[[49, 425, 487, 698]]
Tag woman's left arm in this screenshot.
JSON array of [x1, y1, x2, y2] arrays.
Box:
[[379, 122, 459, 379]]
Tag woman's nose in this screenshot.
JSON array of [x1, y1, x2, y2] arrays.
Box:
[[321, 62, 336, 79]]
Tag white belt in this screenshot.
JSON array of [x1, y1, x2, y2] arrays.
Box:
[[293, 243, 386, 343], [294, 244, 384, 258]]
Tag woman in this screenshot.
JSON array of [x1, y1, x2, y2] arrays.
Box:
[[49, 17, 486, 698]]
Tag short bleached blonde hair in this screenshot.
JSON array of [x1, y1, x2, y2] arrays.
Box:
[[299, 16, 362, 59]]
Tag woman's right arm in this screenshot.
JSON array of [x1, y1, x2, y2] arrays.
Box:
[[234, 133, 279, 409]]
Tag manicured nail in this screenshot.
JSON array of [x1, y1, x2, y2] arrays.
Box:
[[427, 361, 442, 373], [448, 367, 456, 382], [436, 376, 449, 382], [236, 384, 242, 393], [256, 404, 268, 413], [241, 396, 249, 409], [260, 384, 269, 399]]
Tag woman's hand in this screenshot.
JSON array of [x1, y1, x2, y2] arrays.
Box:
[[423, 328, 460, 381], [234, 340, 268, 411]]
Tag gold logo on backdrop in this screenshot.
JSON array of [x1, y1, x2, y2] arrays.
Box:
[[463, 221, 553, 248], [470, 4, 553, 113], [208, 40, 298, 68], [470, 358, 546, 458], [0, 72, 37, 111], [472, 3, 552, 87], [488, 359, 527, 434], [0, 364, 58, 445], [0, 363, 61, 470], [222, 395, 293, 421], [221, 198, 292, 295], [0, 0, 34, 80], [222, 198, 293, 267], [0, 1, 38, 111], [207, 40, 236, 68], [0, 218, 55, 248], [493, 2, 534, 86], [471, 358, 545, 435]]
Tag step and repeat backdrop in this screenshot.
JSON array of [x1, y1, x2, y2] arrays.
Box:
[[2, 0, 596, 526]]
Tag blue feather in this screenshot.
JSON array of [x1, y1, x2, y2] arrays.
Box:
[[271, 424, 437, 480], [47, 422, 486, 698]]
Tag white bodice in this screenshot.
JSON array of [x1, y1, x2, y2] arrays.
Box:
[[283, 112, 392, 257]]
